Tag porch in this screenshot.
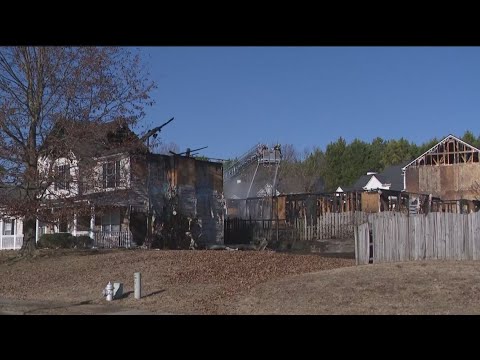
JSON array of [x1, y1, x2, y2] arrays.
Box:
[[36, 205, 143, 249], [92, 230, 132, 248], [0, 235, 24, 250], [0, 218, 23, 250]]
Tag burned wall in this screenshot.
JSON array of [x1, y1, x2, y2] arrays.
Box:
[[405, 167, 419, 193], [361, 192, 379, 213], [406, 163, 480, 200], [148, 154, 225, 245], [194, 159, 224, 245], [146, 154, 174, 217]]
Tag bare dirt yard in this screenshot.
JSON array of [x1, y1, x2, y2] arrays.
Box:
[[2, 249, 480, 315]]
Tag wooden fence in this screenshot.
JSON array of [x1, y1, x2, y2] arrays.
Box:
[[224, 211, 369, 245], [355, 212, 480, 265]]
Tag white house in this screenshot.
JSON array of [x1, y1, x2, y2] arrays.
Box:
[[362, 172, 391, 191], [0, 216, 23, 250], [33, 119, 144, 248], [338, 164, 407, 194]]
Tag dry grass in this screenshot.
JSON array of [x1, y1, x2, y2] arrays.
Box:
[[233, 260, 480, 314], [3, 249, 479, 314], [0, 249, 353, 314]]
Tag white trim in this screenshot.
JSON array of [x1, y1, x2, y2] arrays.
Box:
[[0, 217, 25, 250], [402, 134, 480, 171], [89, 207, 95, 240], [73, 213, 77, 237], [35, 218, 39, 243], [362, 175, 390, 191]]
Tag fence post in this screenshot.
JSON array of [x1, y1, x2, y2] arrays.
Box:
[[304, 213, 307, 241], [369, 228, 373, 264], [276, 213, 279, 244], [354, 225, 358, 265], [134, 272, 142, 299]]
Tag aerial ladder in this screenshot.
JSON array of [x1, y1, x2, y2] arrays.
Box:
[[224, 143, 282, 198]]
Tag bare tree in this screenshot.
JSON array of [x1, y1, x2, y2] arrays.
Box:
[[297, 147, 325, 193], [153, 141, 180, 155], [0, 47, 156, 254], [277, 145, 325, 194]]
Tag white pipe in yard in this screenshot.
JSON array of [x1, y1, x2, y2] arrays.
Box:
[[134, 272, 142, 299]]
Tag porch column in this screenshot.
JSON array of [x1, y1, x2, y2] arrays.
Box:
[[73, 212, 77, 237], [13, 218, 16, 250], [0, 219, 3, 250], [89, 206, 95, 240], [35, 218, 39, 243]]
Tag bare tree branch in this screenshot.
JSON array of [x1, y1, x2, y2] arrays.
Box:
[[0, 46, 156, 252]]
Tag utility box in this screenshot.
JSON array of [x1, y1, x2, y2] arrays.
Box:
[[113, 282, 123, 299]]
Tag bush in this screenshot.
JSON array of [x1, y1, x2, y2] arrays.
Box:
[[38, 233, 76, 249], [75, 235, 94, 249]]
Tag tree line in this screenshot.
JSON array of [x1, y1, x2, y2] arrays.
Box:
[[274, 131, 480, 193]]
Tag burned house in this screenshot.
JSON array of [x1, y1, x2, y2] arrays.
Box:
[[35, 119, 224, 248], [147, 154, 225, 246], [403, 134, 480, 212]]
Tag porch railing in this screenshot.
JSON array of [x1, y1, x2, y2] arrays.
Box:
[[93, 231, 132, 248], [0, 235, 24, 250]]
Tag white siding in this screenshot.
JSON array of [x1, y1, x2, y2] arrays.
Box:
[[39, 153, 79, 199], [0, 217, 24, 250], [39, 152, 131, 197], [363, 175, 390, 191]]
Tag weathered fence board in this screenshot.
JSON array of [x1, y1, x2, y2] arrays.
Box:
[[355, 222, 370, 265], [225, 211, 370, 245], [355, 211, 480, 264]]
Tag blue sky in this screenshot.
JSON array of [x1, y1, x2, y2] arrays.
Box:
[[138, 47, 480, 160]]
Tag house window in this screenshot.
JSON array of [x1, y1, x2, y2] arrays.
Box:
[[77, 215, 91, 232], [103, 160, 121, 189], [101, 209, 121, 233], [58, 221, 68, 233], [55, 164, 70, 191], [2, 219, 15, 235]]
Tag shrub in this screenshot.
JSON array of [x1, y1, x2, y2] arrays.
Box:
[[38, 233, 75, 249], [75, 235, 94, 249]]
